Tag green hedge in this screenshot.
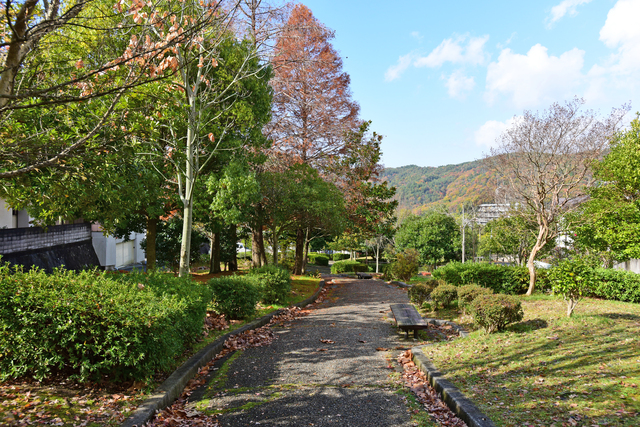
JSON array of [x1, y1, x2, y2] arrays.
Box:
[[333, 253, 351, 261], [209, 275, 261, 320], [590, 268, 640, 303], [0, 266, 211, 382], [331, 260, 367, 274], [308, 253, 330, 266], [248, 265, 291, 304], [432, 262, 529, 294]]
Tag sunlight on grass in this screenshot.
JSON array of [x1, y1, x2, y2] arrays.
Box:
[[423, 295, 640, 426]]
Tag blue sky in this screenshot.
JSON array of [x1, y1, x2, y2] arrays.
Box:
[[300, 0, 640, 168]]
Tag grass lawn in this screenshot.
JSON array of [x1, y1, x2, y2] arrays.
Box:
[[0, 274, 321, 427], [422, 295, 640, 426]]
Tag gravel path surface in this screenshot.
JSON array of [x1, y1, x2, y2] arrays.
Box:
[[189, 277, 419, 427]]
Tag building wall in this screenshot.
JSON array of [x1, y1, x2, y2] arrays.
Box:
[[614, 259, 640, 274], [92, 231, 146, 270], [0, 223, 92, 255], [0, 200, 15, 229]]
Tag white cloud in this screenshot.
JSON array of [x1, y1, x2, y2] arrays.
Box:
[[411, 31, 423, 42], [414, 35, 489, 68], [547, 0, 593, 26], [485, 44, 585, 108], [444, 70, 475, 98], [474, 117, 521, 148], [384, 53, 415, 82], [598, 0, 640, 77]]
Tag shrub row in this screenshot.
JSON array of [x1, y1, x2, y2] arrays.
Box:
[[330, 260, 368, 274], [0, 266, 212, 383], [208, 265, 292, 319], [333, 253, 351, 261], [589, 268, 640, 303], [432, 262, 530, 294], [308, 253, 330, 266]]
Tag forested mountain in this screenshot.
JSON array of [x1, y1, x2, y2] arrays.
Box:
[[381, 160, 496, 212]]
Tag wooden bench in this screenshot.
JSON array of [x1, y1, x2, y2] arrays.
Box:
[[356, 272, 372, 279], [390, 303, 429, 338]]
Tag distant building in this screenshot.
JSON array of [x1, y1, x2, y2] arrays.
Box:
[[475, 204, 510, 225]]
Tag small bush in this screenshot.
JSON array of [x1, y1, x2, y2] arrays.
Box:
[[469, 294, 524, 334], [390, 248, 420, 282], [0, 266, 211, 382], [308, 253, 329, 266], [408, 280, 439, 306], [209, 276, 261, 320], [421, 301, 432, 312], [457, 284, 493, 314], [430, 283, 458, 309], [548, 256, 597, 317], [248, 265, 291, 305], [333, 253, 351, 261], [331, 260, 367, 274]]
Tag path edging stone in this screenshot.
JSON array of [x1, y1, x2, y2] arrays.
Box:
[[410, 346, 496, 427], [121, 280, 325, 427]]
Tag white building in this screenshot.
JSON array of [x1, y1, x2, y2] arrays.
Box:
[[1, 198, 145, 270]]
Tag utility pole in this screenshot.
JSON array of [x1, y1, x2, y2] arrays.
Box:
[[462, 205, 466, 263]]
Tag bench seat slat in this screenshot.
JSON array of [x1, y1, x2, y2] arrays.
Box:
[[390, 303, 429, 338]]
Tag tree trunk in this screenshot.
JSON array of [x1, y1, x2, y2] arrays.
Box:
[[229, 224, 238, 272], [293, 228, 305, 275], [271, 228, 279, 265], [375, 245, 380, 273], [302, 228, 310, 274], [526, 223, 550, 295], [145, 216, 158, 271], [179, 200, 193, 277], [211, 232, 221, 273], [251, 225, 263, 268]]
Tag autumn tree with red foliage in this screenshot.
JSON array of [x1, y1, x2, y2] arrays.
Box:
[[267, 4, 360, 168], [263, 4, 363, 274]]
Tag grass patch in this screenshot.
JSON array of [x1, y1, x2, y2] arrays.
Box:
[[423, 295, 640, 426]]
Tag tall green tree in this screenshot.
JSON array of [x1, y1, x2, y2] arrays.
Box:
[[395, 211, 459, 270], [569, 116, 640, 265]]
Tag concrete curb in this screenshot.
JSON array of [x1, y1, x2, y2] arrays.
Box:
[[121, 280, 325, 427], [390, 280, 411, 288], [411, 347, 496, 427]]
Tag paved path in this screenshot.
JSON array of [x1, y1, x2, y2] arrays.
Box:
[[189, 277, 418, 427]]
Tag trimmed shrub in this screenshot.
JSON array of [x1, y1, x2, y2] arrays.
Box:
[[430, 283, 458, 309], [333, 253, 351, 261], [389, 248, 420, 282], [457, 284, 493, 314], [0, 266, 211, 382], [408, 280, 440, 306], [591, 268, 640, 303], [331, 260, 367, 274], [248, 265, 291, 305], [308, 253, 329, 266], [548, 256, 596, 317], [209, 276, 261, 320], [432, 262, 530, 294], [469, 294, 524, 334]]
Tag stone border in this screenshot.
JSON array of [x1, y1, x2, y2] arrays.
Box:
[[121, 280, 325, 427], [411, 347, 496, 427]]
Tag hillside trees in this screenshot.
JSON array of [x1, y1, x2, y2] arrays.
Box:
[[485, 98, 627, 295]]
